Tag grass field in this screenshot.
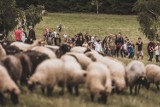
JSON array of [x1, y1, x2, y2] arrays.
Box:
[[3, 13, 160, 107]]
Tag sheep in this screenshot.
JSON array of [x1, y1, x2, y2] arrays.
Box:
[[126, 60, 147, 94], [45, 45, 59, 53], [61, 54, 87, 96], [5, 45, 22, 55], [24, 50, 50, 75], [10, 39, 42, 51], [0, 44, 6, 59], [15, 53, 32, 85], [32, 46, 57, 59], [85, 52, 126, 93], [0, 55, 22, 84], [0, 65, 20, 104], [28, 59, 66, 96], [66, 52, 92, 70], [86, 62, 112, 104], [146, 64, 160, 90], [71, 46, 97, 54]]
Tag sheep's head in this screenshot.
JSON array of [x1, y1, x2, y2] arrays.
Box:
[[138, 76, 149, 89], [10, 88, 20, 105], [98, 90, 109, 104]]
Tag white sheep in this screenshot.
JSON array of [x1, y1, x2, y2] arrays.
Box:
[[32, 46, 57, 59], [71, 46, 96, 54], [0, 65, 20, 104], [28, 59, 66, 96], [66, 52, 92, 70], [86, 62, 112, 104], [146, 64, 160, 90], [61, 54, 87, 96], [10, 40, 42, 51], [126, 60, 147, 94]]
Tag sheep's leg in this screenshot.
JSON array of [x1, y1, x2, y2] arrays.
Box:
[[67, 83, 73, 95], [75, 85, 79, 96], [156, 82, 160, 90], [0, 93, 4, 105], [129, 86, 133, 94], [58, 82, 65, 95], [137, 84, 141, 94], [41, 87, 46, 94], [47, 85, 53, 96], [90, 93, 95, 102], [135, 85, 138, 95], [98, 91, 107, 104], [10, 91, 19, 105]]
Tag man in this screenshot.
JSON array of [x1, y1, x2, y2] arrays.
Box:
[[115, 32, 124, 57], [147, 40, 155, 61], [136, 37, 143, 60], [15, 27, 22, 42], [28, 26, 36, 44]]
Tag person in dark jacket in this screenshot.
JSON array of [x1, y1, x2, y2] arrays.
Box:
[[115, 32, 124, 57], [27, 26, 36, 44], [147, 40, 155, 61], [76, 35, 85, 46]]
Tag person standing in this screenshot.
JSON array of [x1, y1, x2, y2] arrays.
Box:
[[28, 26, 36, 44], [15, 27, 22, 42], [136, 37, 143, 60], [147, 40, 155, 61], [155, 42, 160, 64], [115, 32, 124, 57]]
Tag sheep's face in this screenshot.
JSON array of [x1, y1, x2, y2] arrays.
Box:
[[85, 53, 96, 62], [138, 76, 149, 89], [98, 90, 109, 104], [10, 89, 19, 105]]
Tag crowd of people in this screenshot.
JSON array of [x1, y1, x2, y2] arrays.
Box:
[[14, 22, 160, 63]]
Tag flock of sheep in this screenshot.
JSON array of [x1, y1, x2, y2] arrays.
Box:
[[0, 39, 159, 105]]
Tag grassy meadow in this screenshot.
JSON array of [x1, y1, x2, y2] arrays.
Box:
[[4, 13, 160, 107]]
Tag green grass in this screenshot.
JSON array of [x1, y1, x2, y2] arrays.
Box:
[[3, 13, 160, 107]]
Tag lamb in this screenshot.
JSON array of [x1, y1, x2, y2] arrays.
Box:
[[28, 59, 66, 96], [0, 55, 22, 84], [126, 60, 147, 94], [10, 39, 42, 51], [0, 65, 20, 104], [61, 54, 87, 96], [66, 52, 92, 70], [145, 64, 160, 90], [86, 62, 112, 104], [32, 46, 57, 59]]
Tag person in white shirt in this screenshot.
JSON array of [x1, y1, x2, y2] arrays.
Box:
[[155, 42, 160, 63], [53, 30, 57, 38], [94, 39, 103, 53]]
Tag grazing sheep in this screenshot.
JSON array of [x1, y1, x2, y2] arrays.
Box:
[[66, 52, 92, 70], [10, 40, 42, 51], [0, 44, 6, 59], [61, 54, 87, 96], [86, 62, 112, 104], [24, 50, 49, 75], [28, 59, 66, 96], [126, 60, 147, 94], [0, 55, 22, 84], [85, 52, 126, 93], [32, 46, 57, 59], [0, 65, 20, 104], [146, 64, 160, 90]]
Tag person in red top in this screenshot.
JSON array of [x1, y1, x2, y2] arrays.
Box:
[[15, 27, 22, 41]]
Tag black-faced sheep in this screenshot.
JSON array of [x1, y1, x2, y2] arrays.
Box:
[[86, 62, 112, 104], [55, 44, 71, 58], [0, 65, 20, 104], [61, 54, 87, 96], [0, 55, 22, 84], [146, 64, 160, 90], [32, 46, 57, 59], [126, 60, 147, 94], [28, 59, 66, 96], [5, 45, 22, 55]]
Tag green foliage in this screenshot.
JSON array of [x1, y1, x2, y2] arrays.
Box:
[[134, 0, 160, 40], [0, 0, 18, 36]]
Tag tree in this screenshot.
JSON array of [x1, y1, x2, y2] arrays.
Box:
[[91, 0, 102, 14], [134, 0, 160, 40], [0, 0, 18, 37]]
